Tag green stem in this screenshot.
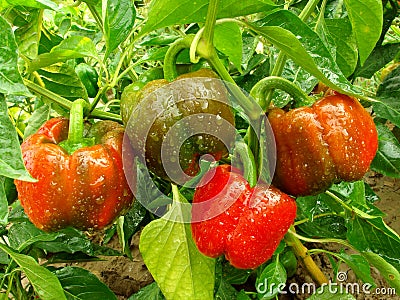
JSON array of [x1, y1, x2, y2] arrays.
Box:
[[264, 0, 322, 105], [285, 227, 329, 285], [68, 99, 87, 144], [294, 212, 337, 226], [24, 79, 122, 123], [250, 76, 312, 111], [163, 35, 195, 81], [202, 0, 220, 57], [59, 99, 95, 154], [288, 227, 353, 249], [88, 84, 110, 113], [325, 191, 353, 212], [235, 141, 257, 188], [87, 3, 103, 33]]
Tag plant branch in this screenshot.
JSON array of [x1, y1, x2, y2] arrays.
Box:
[[285, 227, 329, 285], [202, 0, 219, 57]]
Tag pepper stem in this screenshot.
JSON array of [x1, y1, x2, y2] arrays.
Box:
[[163, 35, 195, 82], [250, 76, 313, 111], [59, 99, 95, 154], [284, 226, 329, 286], [234, 141, 257, 188]]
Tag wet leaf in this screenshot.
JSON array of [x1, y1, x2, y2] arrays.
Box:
[[37, 63, 88, 101], [343, 0, 383, 65], [140, 0, 276, 35], [371, 122, 400, 178], [103, 0, 136, 57], [54, 266, 117, 300], [28, 35, 99, 72], [252, 10, 361, 97]]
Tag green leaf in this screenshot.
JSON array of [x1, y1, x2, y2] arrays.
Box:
[[325, 18, 358, 77], [0, 16, 31, 96], [103, 0, 136, 58], [362, 252, 400, 291], [355, 43, 400, 78], [255, 261, 287, 299], [117, 200, 147, 258], [343, 0, 383, 65], [0, 177, 9, 225], [24, 104, 50, 138], [215, 278, 238, 300], [128, 282, 165, 300], [140, 0, 276, 35], [214, 22, 243, 72], [346, 216, 400, 272], [306, 284, 356, 300], [371, 122, 400, 178], [54, 266, 117, 300], [335, 251, 375, 286], [252, 10, 361, 97], [0, 0, 58, 10], [373, 65, 400, 127], [296, 194, 347, 239], [28, 36, 99, 72], [8, 222, 94, 255], [0, 243, 67, 300], [0, 96, 35, 181], [37, 63, 88, 101], [139, 188, 215, 300], [13, 8, 41, 60]]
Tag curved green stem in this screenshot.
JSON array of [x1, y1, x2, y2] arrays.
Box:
[[250, 76, 312, 111], [285, 227, 329, 285], [288, 227, 353, 249], [163, 34, 195, 81]]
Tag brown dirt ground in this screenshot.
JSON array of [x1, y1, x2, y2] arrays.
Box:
[[69, 172, 400, 299]]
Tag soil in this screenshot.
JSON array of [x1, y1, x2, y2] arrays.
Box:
[[69, 172, 400, 299]]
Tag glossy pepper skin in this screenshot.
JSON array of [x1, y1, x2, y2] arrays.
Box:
[[14, 117, 134, 232], [268, 93, 378, 196], [191, 165, 297, 269], [75, 63, 99, 98], [121, 69, 235, 182]]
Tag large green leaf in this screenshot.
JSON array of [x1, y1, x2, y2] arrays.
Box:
[[0, 96, 35, 181], [13, 8, 42, 60], [373, 65, 400, 127], [255, 261, 287, 299], [24, 104, 50, 138], [0, 16, 31, 96], [335, 251, 375, 286], [28, 36, 99, 72], [362, 252, 400, 291], [355, 43, 400, 78], [54, 266, 117, 300], [343, 0, 383, 65], [0, 0, 58, 10], [346, 215, 400, 272], [214, 22, 243, 72], [103, 0, 136, 57], [0, 243, 67, 300], [140, 0, 276, 35], [37, 63, 88, 101], [128, 282, 165, 300], [252, 10, 361, 96], [325, 18, 358, 77], [139, 187, 215, 300], [371, 122, 400, 178]]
